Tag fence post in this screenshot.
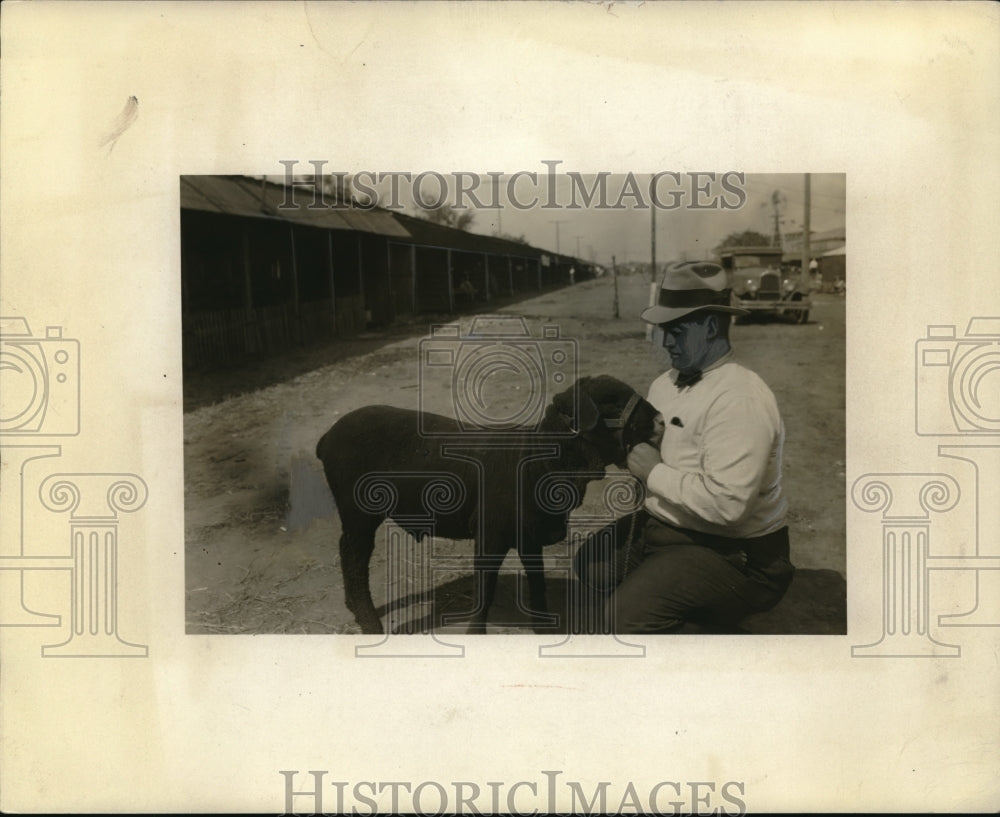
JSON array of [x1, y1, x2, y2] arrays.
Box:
[[411, 244, 417, 313], [289, 223, 301, 344], [327, 231, 337, 335], [447, 249, 454, 313], [382, 238, 393, 324], [242, 227, 256, 354]]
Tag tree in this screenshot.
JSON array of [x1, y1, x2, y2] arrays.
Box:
[[497, 232, 529, 245], [424, 203, 475, 231], [272, 174, 370, 207], [716, 229, 773, 249]]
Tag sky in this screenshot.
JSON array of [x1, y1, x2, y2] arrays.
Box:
[[273, 170, 846, 267], [349, 171, 847, 267], [470, 172, 846, 266]]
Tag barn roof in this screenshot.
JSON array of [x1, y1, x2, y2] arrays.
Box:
[[388, 211, 549, 260], [784, 226, 847, 243], [181, 176, 589, 264], [715, 245, 784, 256], [180, 175, 411, 238]]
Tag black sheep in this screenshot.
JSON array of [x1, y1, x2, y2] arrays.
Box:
[[315, 375, 661, 634]]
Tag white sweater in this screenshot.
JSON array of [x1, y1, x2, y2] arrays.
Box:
[[644, 351, 788, 539]]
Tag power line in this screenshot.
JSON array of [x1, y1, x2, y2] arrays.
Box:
[[739, 178, 846, 204]]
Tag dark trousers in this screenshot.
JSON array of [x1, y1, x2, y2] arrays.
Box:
[[573, 511, 795, 634]]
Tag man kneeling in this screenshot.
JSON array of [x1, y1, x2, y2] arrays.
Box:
[[576, 261, 795, 633]]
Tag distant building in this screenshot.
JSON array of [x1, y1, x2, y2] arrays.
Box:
[[782, 227, 846, 289], [782, 227, 846, 256]]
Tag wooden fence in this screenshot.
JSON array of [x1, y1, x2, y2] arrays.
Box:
[[182, 296, 364, 370]]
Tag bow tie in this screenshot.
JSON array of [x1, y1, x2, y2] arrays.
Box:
[[675, 369, 702, 389]]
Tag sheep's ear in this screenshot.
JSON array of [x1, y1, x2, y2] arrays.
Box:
[[554, 380, 600, 432], [552, 380, 601, 431], [575, 388, 601, 432]]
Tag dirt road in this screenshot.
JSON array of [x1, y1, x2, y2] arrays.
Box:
[[184, 273, 845, 635]]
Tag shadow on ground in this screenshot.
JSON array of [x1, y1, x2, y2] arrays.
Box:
[[375, 567, 847, 636]]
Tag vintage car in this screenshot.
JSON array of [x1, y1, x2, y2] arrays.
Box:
[[715, 245, 811, 323]]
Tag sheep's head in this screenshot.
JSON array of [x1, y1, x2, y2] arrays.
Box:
[[550, 375, 663, 467]]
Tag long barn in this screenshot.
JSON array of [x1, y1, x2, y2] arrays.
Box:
[[180, 175, 593, 370]]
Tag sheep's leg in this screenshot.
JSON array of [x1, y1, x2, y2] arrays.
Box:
[[517, 549, 557, 633], [466, 553, 505, 635], [339, 530, 383, 634]]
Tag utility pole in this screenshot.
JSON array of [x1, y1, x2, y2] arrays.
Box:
[[770, 190, 784, 248], [612, 254, 620, 319], [800, 174, 811, 292], [548, 220, 567, 256], [650, 202, 657, 283], [493, 174, 503, 236], [647, 200, 658, 340]]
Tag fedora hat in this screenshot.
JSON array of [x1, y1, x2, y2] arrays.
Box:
[[640, 261, 750, 325]]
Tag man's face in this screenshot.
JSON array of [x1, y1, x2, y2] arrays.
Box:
[[659, 314, 714, 373]]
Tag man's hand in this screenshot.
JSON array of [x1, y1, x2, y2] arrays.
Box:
[[627, 442, 661, 483], [648, 414, 666, 449]]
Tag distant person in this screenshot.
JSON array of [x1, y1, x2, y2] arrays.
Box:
[[575, 261, 795, 633], [809, 258, 821, 291], [456, 275, 476, 304], [569, 265, 576, 285]]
